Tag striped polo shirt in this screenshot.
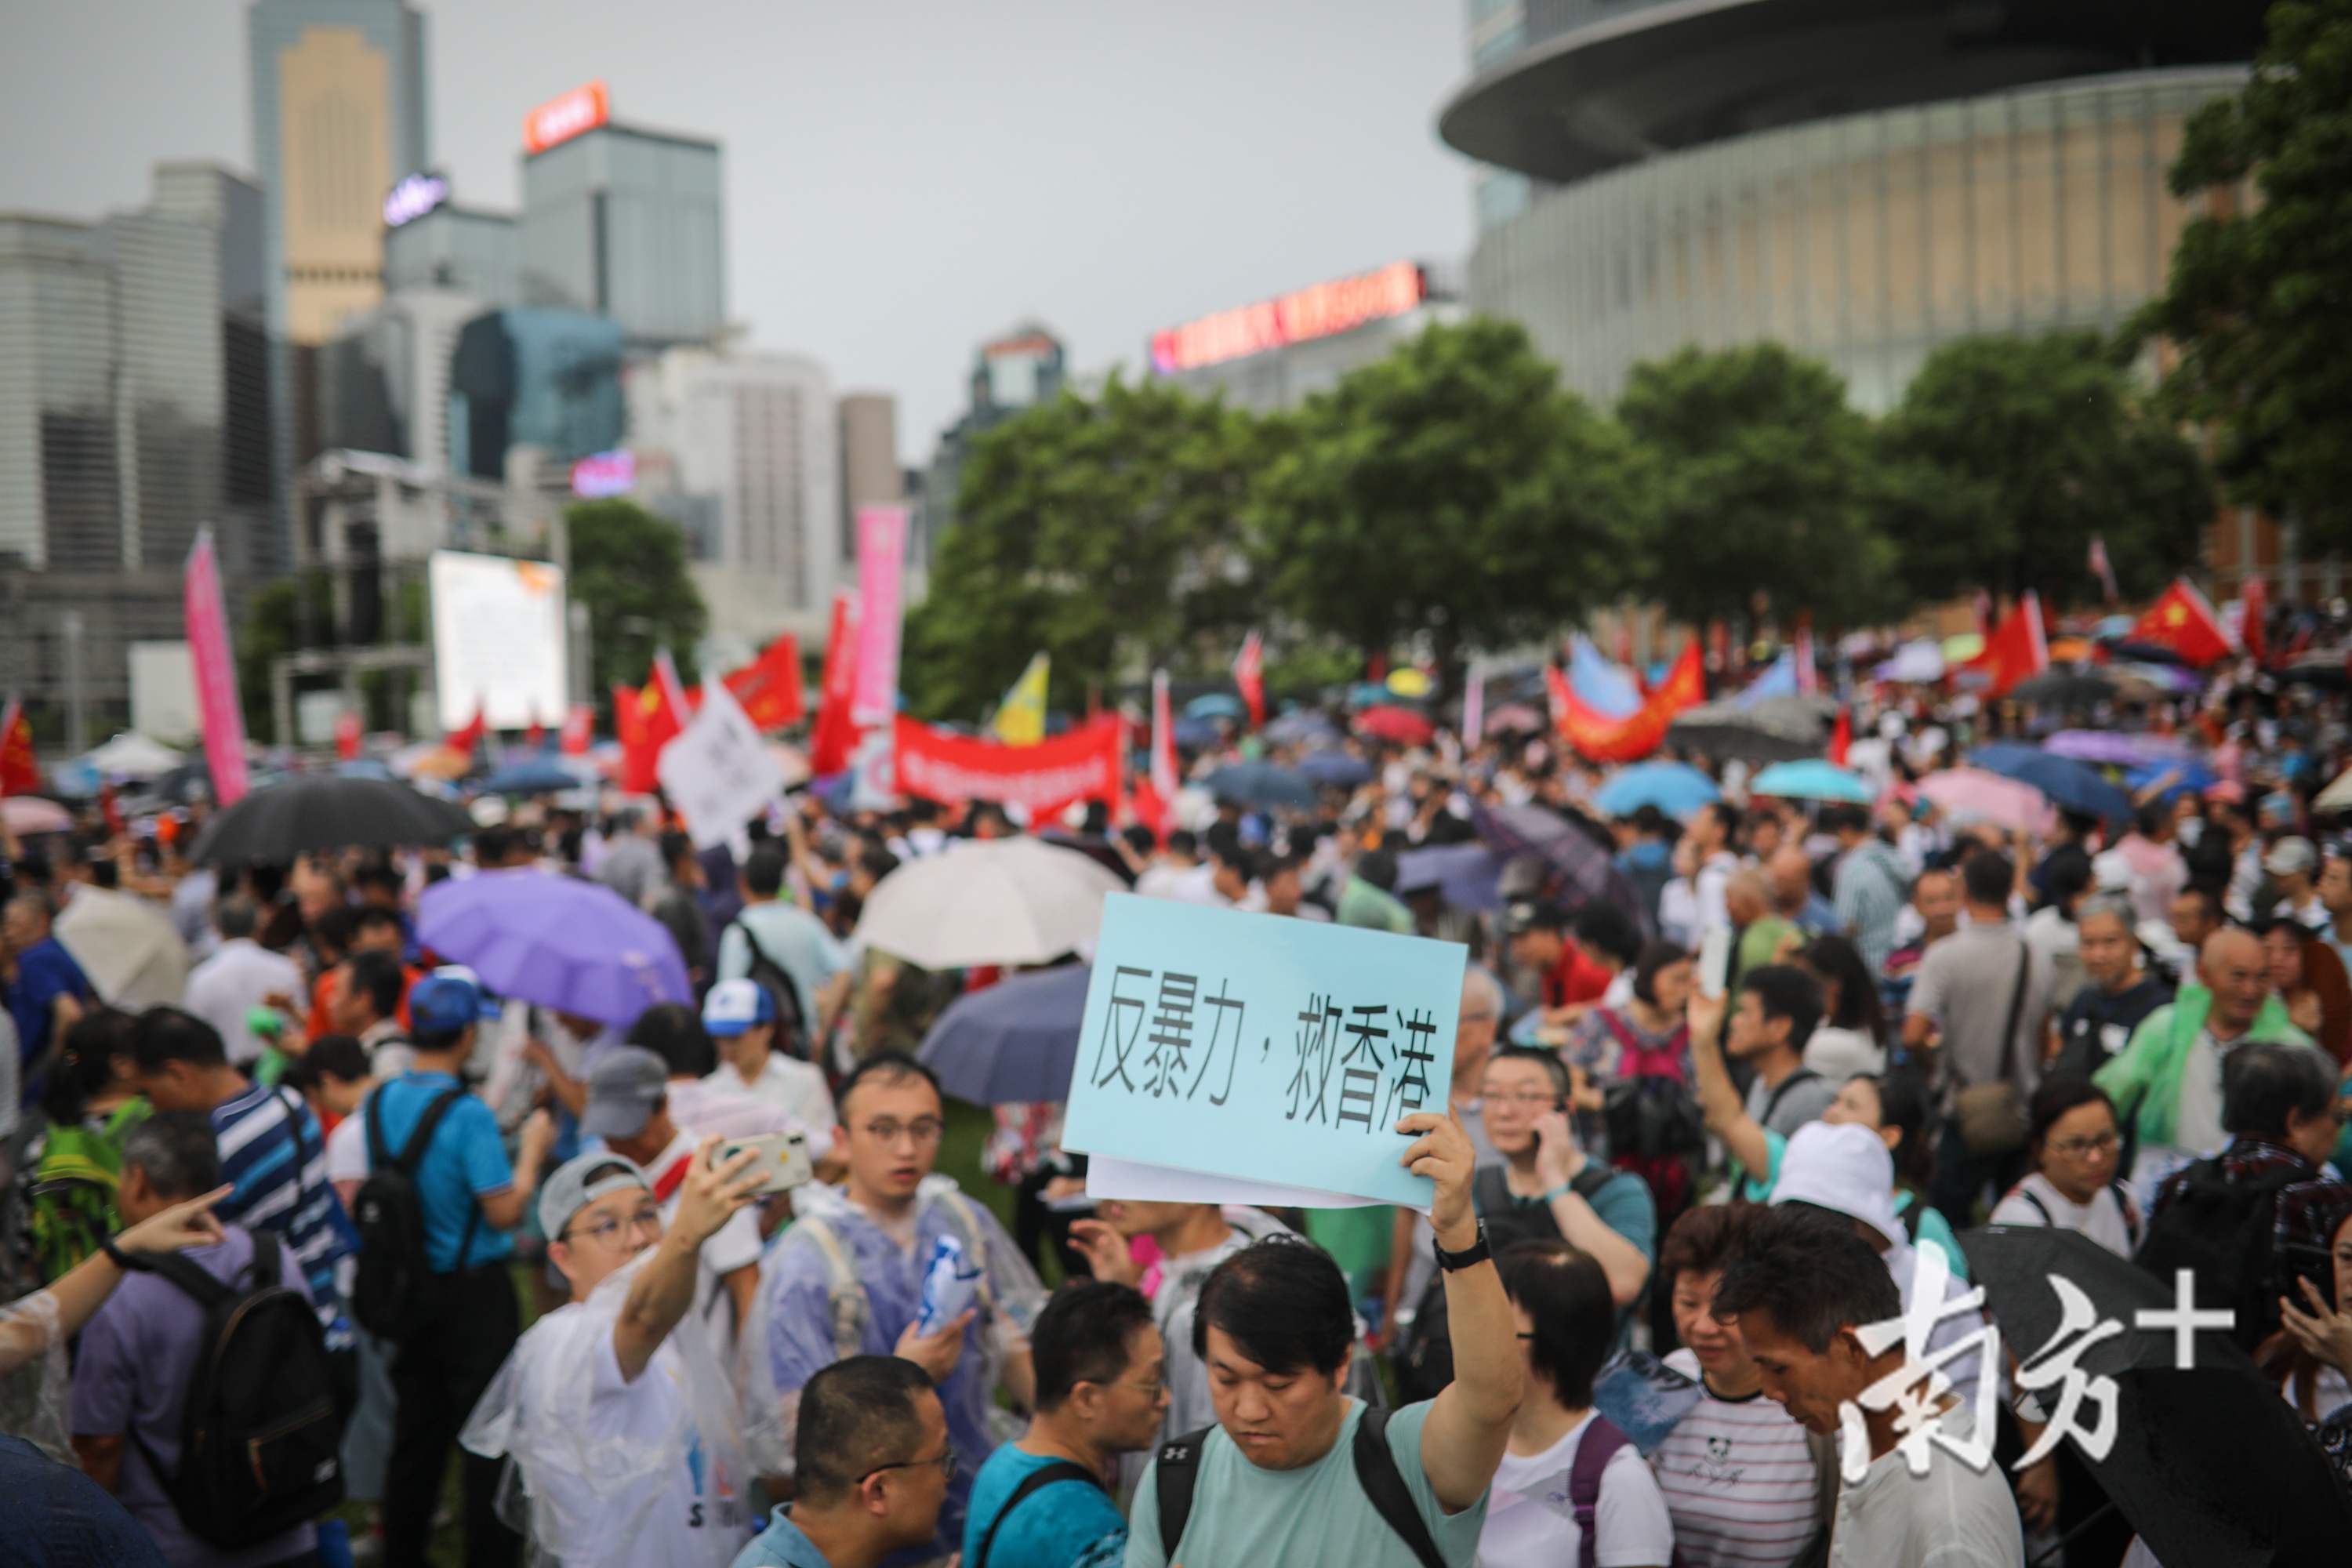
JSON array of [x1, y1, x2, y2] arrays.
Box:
[[209, 1081, 358, 1348], [1648, 1348, 1821, 1568]]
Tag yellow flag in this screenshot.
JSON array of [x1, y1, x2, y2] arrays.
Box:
[[990, 652, 1051, 746]]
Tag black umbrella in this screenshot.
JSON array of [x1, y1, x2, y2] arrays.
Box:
[[189, 775, 476, 866], [2010, 670, 2121, 708], [1203, 761, 1319, 811], [1961, 1225, 2352, 1567], [1469, 803, 1646, 929], [1664, 695, 1828, 763]]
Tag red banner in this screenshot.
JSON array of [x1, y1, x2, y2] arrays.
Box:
[[560, 703, 593, 756], [2130, 579, 2233, 667], [333, 710, 362, 762], [1233, 631, 1265, 730], [894, 714, 1122, 820], [0, 700, 35, 796], [810, 590, 861, 777], [1556, 642, 1705, 764], [722, 633, 806, 729], [183, 530, 250, 806]]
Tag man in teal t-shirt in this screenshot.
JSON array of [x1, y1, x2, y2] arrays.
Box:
[[1123, 1109, 1520, 1568], [960, 1281, 1165, 1568]]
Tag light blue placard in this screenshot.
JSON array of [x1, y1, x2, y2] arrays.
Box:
[[1062, 893, 1468, 1206]]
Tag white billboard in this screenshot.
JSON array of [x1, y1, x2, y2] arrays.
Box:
[[128, 641, 198, 743], [428, 550, 570, 731]]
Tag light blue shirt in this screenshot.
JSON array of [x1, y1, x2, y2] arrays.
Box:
[[960, 1445, 1125, 1568], [731, 1511, 833, 1568], [716, 901, 848, 1026]]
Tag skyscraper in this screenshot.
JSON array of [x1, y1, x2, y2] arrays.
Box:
[[248, 0, 430, 566], [517, 81, 725, 350]]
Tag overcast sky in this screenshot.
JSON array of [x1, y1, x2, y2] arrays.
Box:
[[2, 1, 1475, 462]]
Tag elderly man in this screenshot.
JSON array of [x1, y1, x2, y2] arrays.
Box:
[[182, 895, 303, 1067], [1768, 844, 1838, 936], [2051, 895, 2170, 1080], [2098, 924, 2323, 1209]]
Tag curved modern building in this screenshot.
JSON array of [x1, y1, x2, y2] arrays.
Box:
[[1438, 1, 2264, 411]]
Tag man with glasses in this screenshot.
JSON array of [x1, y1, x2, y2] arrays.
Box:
[[1378, 965, 1502, 1349], [731, 1356, 953, 1568], [957, 1281, 1166, 1568], [460, 1139, 768, 1568], [754, 1054, 1046, 1560]]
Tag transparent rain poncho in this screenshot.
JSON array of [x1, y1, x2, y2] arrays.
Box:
[[462, 1250, 756, 1568], [0, 1289, 71, 1461]]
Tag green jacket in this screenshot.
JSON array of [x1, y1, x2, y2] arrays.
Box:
[[2095, 985, 2311, 1149]]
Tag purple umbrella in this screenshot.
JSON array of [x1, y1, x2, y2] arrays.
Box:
[[2042, 730, 2184, 768], [1394, 843, 1510, 913], [1470, 803, 1646, 930], [418, 869, 690, 1027]]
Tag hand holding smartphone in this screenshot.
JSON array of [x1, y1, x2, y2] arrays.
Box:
[[713, 1131, 814, 1196]]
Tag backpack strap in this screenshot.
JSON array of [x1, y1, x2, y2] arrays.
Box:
[[1350, 1406, 1448, 1568], [2016, 1187, 2054, 1226], [115, 1243, 239, 1312], [1471, 1163, 1515, 1218], [1566, 1414, 1632, 1568], [1569, 1162, 1616, 1203], [793, 1216, 869, 1359], [395, 1085, 472, 1177], [1155, 1425, 1214, 1562], [1760, 1068, 1821, 1127], [972, 1460, 1102, 1568], [2111, 1179, 2142, 1250]]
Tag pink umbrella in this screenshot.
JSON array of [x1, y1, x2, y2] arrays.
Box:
[[2, 796, 74, 835], [1917, 768, 2056, 837], [1356, 705, 1435, 746]]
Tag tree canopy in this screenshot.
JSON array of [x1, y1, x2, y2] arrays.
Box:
[[2138, 0, 2352, 548], [564, 499, 707, 701]]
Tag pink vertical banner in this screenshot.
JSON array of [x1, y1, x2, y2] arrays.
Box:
[[851, 505, 908, 726], [183, 528, 251, 807]]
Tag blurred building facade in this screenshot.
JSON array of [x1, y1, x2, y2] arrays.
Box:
[[446, 307, 628, 482], [0, 163, 274, 731], [383, 191, 520, 308], [1147, 260, 1464, 413], [920, 323, 1065, 568]]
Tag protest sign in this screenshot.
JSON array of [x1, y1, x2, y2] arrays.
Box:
[[893, 713, 1121, 819], [1065, 895, 1468, 1208], [657, 680, 786, 849], [851, 506, 906, 725], [183, 529, 250, 806]]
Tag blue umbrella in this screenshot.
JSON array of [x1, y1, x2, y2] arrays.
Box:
[[2125, 757, 2217, 800], [1171, 716, 1220, 750], [1204, 761, 1319, 810], [1185, 692, 1246, 720], [916, 963, 1091, 1104], [1749, 760, 1873, 804], [1297, 750, 1374, 789], [1593, 761, 1719, 819], [336, 758, 396, 781], [1393, 843, 1509, 913], [1345, 682, 1392, 710], [1972, 742, 2135, 823], [480, 757, 587, 796], [1265, 709, 1338, 746]]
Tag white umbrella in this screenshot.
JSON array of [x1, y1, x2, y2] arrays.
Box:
[[854, 837, 1126, 969], [2314, 764, 2352, 815], [54, 886, 191, 1010], [82, 732, 184, 780]]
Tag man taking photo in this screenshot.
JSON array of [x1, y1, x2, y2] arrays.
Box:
[[1122, 1108, 1523, 1568]]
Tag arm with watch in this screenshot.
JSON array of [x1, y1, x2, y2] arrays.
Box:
[[1530, 1109, 1653, 1309], [1399, 1109, 1526, 1514], [2, 1185, 233, 1376]]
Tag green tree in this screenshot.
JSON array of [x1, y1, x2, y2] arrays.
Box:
[[235, 571, 335, 742], [1617, 343, 1896, 633], [1250, 318, 1639, 692], [900, 375, 1259, 720], [565, 499, 706, 702], [2136, 0, 2352, 548], [1878, 331, 2212, 608]]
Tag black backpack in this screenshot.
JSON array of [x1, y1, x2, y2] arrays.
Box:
[[1156, 1406, 1443, 1568], [2134, 1154, 2310, 1354], [124, 1229, 345, 1548], [726, 917, 811, 1057], [1393, 1164, 1611, 1406], [350, 1084, 476, 1341]]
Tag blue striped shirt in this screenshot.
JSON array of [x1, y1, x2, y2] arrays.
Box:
[[209, 1082, 358, 1347]]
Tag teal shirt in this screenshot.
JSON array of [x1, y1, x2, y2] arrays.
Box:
[[1746, 1130, 1971, 1281], [960, 1446, 1125, 1568], [731, 1510, 832, 1568], [1124, 1399, 1486, 1568]]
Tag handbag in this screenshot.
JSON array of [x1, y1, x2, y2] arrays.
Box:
[[1954, 938, 2033, 1156]]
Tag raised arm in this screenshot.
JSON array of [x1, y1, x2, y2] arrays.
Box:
[[612, 1137, 760, 1382], [1402, 1109, 1523, 1514], [1685, 988, 1769, 1178], [1531, 1110, 1651, 1308]]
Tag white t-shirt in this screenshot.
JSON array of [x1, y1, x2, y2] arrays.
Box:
[[1479, 1410, 1676, 1568], [703, 1056, 837, 1158], [325, 1110, 368, 1189], [1650, 1349, 1820, 1568], [1804, 1026, 1886, 1082], [1828, 1405, 2023, 1568], [1988, 1174, 2137, 1258]]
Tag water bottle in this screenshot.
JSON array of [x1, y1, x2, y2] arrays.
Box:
[[913, 1234, 982, 1336]]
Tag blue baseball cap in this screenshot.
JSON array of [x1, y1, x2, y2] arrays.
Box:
[[408, 967, 498, 1035], [701, 978, 777, 1038]]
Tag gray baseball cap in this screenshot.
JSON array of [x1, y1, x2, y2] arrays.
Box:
[[537, 1149, 652, 1242], [580, 1046, 669, 1141]]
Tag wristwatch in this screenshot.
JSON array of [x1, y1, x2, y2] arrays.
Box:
[[1432, 1220, 1492, 1274], [99, 1235, 134, 1270]]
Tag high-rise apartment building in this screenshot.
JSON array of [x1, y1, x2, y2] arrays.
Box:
[[383, 189, 521, 308], [517, 82, 725, 350], [319, 286, 479, 467], [837, 393, 901, 562], [921, 324, 1065, 565]]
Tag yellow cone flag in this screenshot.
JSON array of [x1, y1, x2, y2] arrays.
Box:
[[990, 652, 1051, 746]]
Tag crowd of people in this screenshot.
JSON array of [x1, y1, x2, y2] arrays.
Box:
[[2, 666, 2352, 1568]]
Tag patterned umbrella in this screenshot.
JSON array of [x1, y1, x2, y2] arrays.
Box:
[[1470, 803, 1645, 927]]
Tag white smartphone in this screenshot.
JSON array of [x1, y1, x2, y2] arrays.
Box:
[[1698, 924, 1732, 1000], [715, 1131, 814, 1196]]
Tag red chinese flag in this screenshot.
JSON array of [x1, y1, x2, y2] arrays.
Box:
[[560, 704, 593, 757], [0, 700, 35, 796], [724, 633, 806, 730], [446, 699, 488, 759], [1554, 643, 1704, 764], [618, 667, 685, 794], [809, 590, 861, 777], [333, 710, 362, 762], [1233, 631, 1265, 730], [1830, 706, 1853, 767], [1969, 591, 2052, 697], [524, 714, 546, 750], [2129, 579, 2234, 667]]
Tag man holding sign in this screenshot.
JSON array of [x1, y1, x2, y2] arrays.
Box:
[[1121, 1110, 1521, 1568]]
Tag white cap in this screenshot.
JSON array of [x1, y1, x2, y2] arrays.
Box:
[[1769, 1121, 1904, 1249]]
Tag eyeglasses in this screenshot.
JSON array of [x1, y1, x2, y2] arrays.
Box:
[[561, 1203, 662, 1244], [860, 1443, 957, 1485], [859, 1118, 946, 1147], [2049, 1133, 2120, 1158], [1104, 1370, 1166, 1398], [1479, 1091, 1563, 1109]]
